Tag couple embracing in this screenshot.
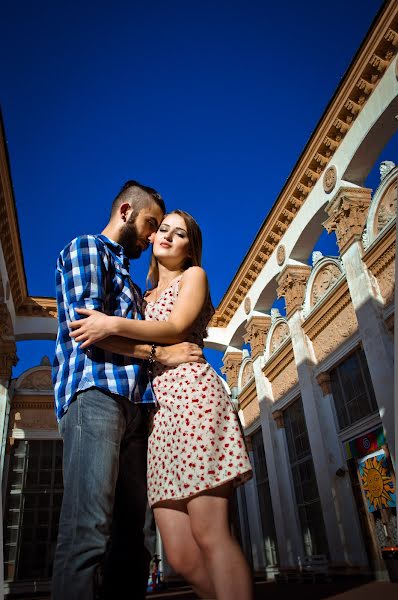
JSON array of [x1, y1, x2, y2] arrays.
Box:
[[52, 180, 253, 600]]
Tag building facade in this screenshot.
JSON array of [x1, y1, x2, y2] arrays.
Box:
[[206, 0, 398, 583], [0, 1, 397, 596]]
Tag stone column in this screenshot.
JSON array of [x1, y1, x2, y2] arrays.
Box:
[[241, 440, 267, 572], [251, 344, 303, 568], [277, 264, 355, 565], [316, 372, 369, 567], [324, 186, 395, 464], [221, 349, 242, 398]]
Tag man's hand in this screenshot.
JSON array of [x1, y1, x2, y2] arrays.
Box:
[[156, 342, 205, 367]]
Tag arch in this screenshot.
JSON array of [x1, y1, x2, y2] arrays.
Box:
[[238, 353, 254, 391], [265, 317, 290, 361], [364, 163, 398, 248], [303, 257, 344, 316], [14, 365, 53, 393]]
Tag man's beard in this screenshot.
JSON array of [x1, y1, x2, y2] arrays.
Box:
[[118, 213, 144, 259]]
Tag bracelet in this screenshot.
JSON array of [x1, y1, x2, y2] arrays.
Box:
[[148, 343, 157, 366]]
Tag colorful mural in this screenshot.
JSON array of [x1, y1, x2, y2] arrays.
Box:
[[358, 451, 396, 513]]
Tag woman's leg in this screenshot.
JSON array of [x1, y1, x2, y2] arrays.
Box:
[[187, 484, 254, 600], [154, 500, 216, 599]]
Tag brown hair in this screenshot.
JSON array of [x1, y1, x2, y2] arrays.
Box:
[[147, 209, 202, 288], [110, 179, 165, 218]]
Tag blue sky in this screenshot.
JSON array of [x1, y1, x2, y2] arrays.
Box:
[[1, 0, 395, 377]]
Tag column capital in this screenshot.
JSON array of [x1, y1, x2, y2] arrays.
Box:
[[243, 315, 271, 359], [0, 341, 18, 382], [221, 351, 242, 388], [272, 410, 285, 429], [323, 186, 372, 254], [316, 371, 332, 396], [276, 265, 311, 319]]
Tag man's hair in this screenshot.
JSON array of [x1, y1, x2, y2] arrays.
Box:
[[110, 180, 166, 217]]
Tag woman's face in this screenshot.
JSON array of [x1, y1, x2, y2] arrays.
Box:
[[153, 213, 190, 267]]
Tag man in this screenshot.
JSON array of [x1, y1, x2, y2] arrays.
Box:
[[52, 180, 203, 600]]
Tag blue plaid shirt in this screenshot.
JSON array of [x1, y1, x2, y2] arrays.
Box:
[[52, 233, 155, 422]]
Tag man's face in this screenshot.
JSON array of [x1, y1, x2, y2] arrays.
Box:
[[119, 202, 164, 259]]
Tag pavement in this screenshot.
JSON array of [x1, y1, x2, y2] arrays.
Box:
[[145, 577, 398, 600]]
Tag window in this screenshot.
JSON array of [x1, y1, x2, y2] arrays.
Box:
[[3, 439, 63, 581], [251, 429, 278, 566], [330, 347, 377, 430], [284, 398, 329, 557]]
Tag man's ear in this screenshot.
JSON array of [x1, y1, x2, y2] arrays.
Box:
[[119, 202, 131, 222]]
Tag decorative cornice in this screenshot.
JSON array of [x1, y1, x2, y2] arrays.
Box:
[[362, 219, 396, 276], [303, 278, 352, 340], [17, 296, 57, 318], [237, 379, 257, 410], [262, 339, 295, 383], [12, 401, 54, 410], [210, 4, 398, 328], [0, 116, 27, 310]]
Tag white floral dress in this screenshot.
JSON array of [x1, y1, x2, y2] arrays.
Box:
[[145, 275, 253, 506]]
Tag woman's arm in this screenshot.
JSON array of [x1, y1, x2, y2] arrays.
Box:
[[97, 336, 205, 366], [70, 267, 208, 348]]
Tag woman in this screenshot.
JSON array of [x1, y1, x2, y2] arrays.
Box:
[[70, 210, 254, 600]]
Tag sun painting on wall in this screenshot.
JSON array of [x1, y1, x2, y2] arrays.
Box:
[[358, 452, 396, 512]]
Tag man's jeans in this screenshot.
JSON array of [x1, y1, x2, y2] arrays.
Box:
[[51, 388, 150, 600]]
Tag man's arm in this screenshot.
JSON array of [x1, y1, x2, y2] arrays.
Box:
[[97, 337, 205, 367]]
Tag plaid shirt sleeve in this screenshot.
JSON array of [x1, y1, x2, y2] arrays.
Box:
[[58, 235, 108, 323]]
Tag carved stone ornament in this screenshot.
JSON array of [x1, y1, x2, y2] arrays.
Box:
[[221, 351, 242, 388], [18, 369, 53, 390], [276, 265, 311, 319], [316, 372, 332, 396], [323, 187, 372, 255], [244, 296, 251, 315], [272, 410, 285, 429], [323, 165, 337, 193], [269, 321, 290, 355], [311, 263, 342, 307], [241, 361, 254, 388], [277, 245, 286, 266], [0, 343, 18, 380], [376, 184, 397, 234], [0, 302, 13, 339], [243, 315, 271, 359]]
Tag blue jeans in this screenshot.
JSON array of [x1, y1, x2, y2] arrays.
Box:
[[51, 388, 150, 600]]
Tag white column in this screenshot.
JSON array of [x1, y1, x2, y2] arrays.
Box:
[[324, 186, 395, 464], [252, 356, 302, 568], [341, 240, 395, 462]]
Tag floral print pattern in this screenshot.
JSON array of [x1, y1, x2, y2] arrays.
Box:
[[145, 276, 253, 506]]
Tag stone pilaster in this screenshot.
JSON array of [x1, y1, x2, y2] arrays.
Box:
[[276, 265, 311, 319], [221, 351, 242, 389], [323, 186, 395, 464], [243, 315, 271, 359], [323, 186, 372, 254]]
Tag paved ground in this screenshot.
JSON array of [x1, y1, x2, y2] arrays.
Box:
[[146, 577, 398, 600]]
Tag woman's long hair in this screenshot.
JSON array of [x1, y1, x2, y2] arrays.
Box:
[[147, 209, 203, 289]]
